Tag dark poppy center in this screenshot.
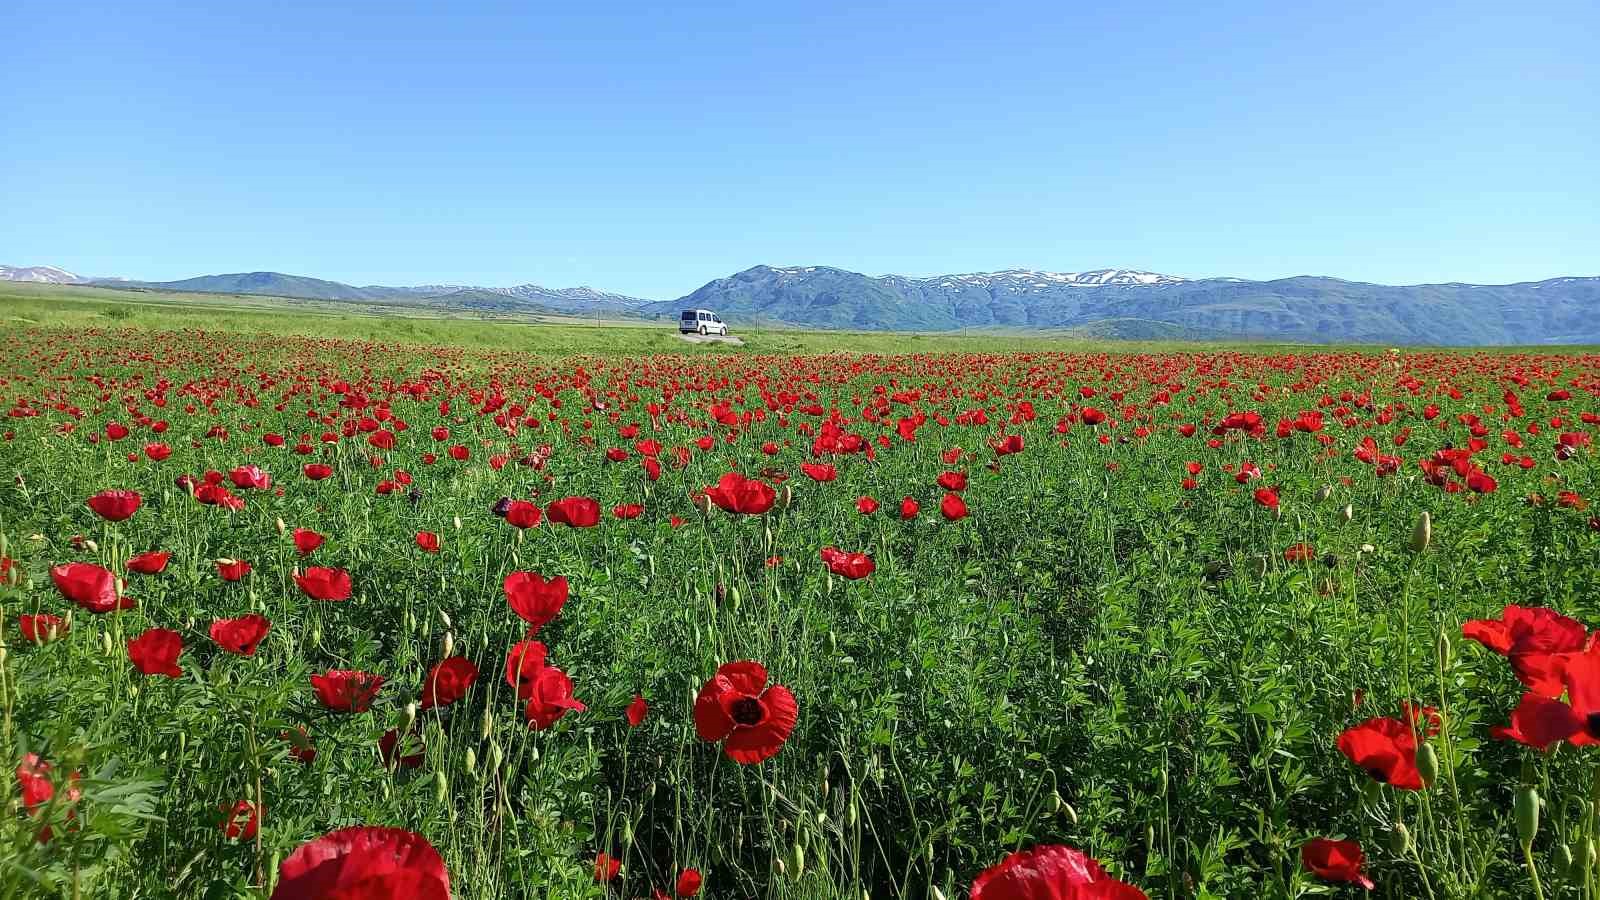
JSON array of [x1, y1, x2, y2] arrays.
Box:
[[1365, 766, 1389, 784], [1586, 713, 1600, 739], [730, 696, 765, 727]]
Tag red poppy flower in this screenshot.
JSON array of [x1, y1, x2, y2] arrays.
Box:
[[936, 471, 968, 491], [626, 694, 649, 727], [19, 613, 68, 644], [1283, 543, 1316, 563], [421, 656, 478, 709], [594, 852, 622, 883], [612, 503, 644, 519], [295, 567, 352, 601], [128, 628, 183, 678], [283, 726, 317, 764], [547, 496, 601, 527], [992, 434, 1025, 456], [1336, 717, 1423, 790], [311, 669, 385, 712], [523, 663, 585, 730], [693, 660, 797, 764], [86, 489, 141, 521], [504, 639, 548, 693], [302, 463, 333, 480], [820, 547, 875, 580], [292, 528, 325, 555], [504, 571, 569, 632], [1301, 838, 1374, 890], [270, 826, 450, 900], [51, 562, 133, 613], [940, 492, 969, 521], [898, 496, 920, 520], [504, 500, 543, 528], [856, 496, 879, 515], [379, 728, 425, 769], [221, 800, 260, 841], [703, 472, 777, 515], [970, 843, 1147, 900], [211, 613, 271, 656], [415, 531, 440, 552], [1462, 605, 1589, 697], [229, 465, 272, 490], [1491, 692, 1586, 750], [15, 754, 81, 844], [675, 868, 703, 897], [1253, 486, 1280, 510], [216, 559, 252, 581], [126, 550, 170, 574], [801, 461, 837, 482]]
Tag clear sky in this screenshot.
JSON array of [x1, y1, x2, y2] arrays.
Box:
[[4, 1, 1596, 299]]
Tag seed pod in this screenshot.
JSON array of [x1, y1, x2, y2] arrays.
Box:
[[1556, 842, 1575, 878], [1416, 743, 1440, 787], [1515, 786, 1540, 846], [1389, 821, 1412, 854], [1411, 511, 1432, 553]]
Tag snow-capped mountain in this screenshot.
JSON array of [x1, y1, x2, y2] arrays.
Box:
[[1, 265, 87, 284], [898, 268, 1186, 289]]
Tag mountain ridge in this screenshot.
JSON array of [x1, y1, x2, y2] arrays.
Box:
[[5, 262, 1598, 345]]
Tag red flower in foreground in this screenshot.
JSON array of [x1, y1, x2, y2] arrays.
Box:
[[612, 503, 644, 519], [379, 728, 425, 769], [270, 826, 450, 900], [970, 843, 1147, 900], [694, 660, 797, 764], [547, 496, 601, 528], [15, 754, 81, 844], [820, 547, 875, 580], [1336, 717, 1423, 790], [311, 670, 384, 712], [1491, 643, 1600, 749], [302, 463, 333, 480], [1253, 486, 1280, 510], [295, 567, 352, 601], [292, 528, 325, 555], [856, 496, 879, 515], [216, 558, 252, 581], [19, 613, 68, 644], [940, 492, 969, 521], [415, 531, 440, 553], [504, 640, 549, 693], [221, 800, 260, 841], [626, 694, 649, 727], [128, 628, 184, 678], [675, 868, 704, 896], [420, 656, 479, 709], [1301, 838, 1374, 890], [800, 461, 837, 482], [126, 550, 171, 574], [594, 852, 622, 883], [1462, 604, 1588, 697], [504, 571, 569, 632], [704, 472, 777, 515], [504, 500, 543, 529], [210, 614, 271, 656], [522, 663, 585, 730], [51, 562, 133, 613], [898, 496, 919, 520], [86, 489, 142, 521]]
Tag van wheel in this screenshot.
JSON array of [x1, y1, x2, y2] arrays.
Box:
[[699, 325, 707, 336]]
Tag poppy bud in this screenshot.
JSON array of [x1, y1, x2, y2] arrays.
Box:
[[780, 484, 794, 509], [453, 515, 462, 531], [1389, 821, 1412, 854], [310, 622, 322, 647], [1340, 504, 1353, 522], [1316, 484, 1334, 501], [102, 631, 114, 656], [489, 741, 503, 771], [1556, 843, 1575, 878], [1515, 786, 1540, 846], [1438, 626, 1452, 670], [275, 517, 287, 535], [84, 539, 99, 553], [439, 610, 452, 628], [442, 631, 454, 658], [1063, 802, 1079, 825], [1584, 839, 1596, 870], [464, 748, 477, 777], [1050, 790, 1063, 814], [481, 709, 493, 740], [846, 800, 858, 827], [434, 770, 448, 804], [402, 702, 418, 733], [1416, 742, 1439, 787], [693, 491, 713, 515], [1410, 510, 1432, 553], [933, 888, 948, 900], [773, 857, 786, 876]]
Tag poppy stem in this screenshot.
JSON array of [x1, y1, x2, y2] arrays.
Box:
[[1523, 840, 1547, 900]]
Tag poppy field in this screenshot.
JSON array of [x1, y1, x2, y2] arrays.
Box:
[[3, 324, 1600, 899]]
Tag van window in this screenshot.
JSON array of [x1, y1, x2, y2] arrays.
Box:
[[680, 311, 696, 320]]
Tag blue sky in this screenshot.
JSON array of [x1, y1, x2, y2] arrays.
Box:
[[3, 0, 1596, 299]]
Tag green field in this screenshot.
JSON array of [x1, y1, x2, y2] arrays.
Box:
[[2, 287, 1600, 899]]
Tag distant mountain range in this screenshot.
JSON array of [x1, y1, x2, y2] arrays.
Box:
[[5, 263, 1598, 345]]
